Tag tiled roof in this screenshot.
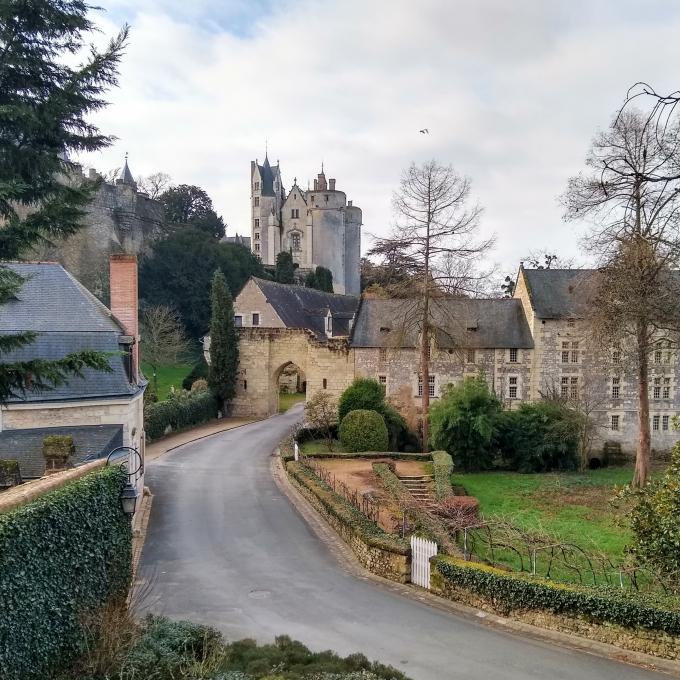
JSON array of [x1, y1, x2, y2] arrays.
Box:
[[252, 278, 359, 340], [0, 425, 123, 479], [521, 268, 595, 319], [351, 298, 534, 349]]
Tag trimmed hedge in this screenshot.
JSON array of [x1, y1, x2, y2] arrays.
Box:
[[0, 466, 132, 680], [339, 409, 388, 453], [434, 555, 680, 635], [287, 461, 408, 554], [431, 451, 454, 500], [303, 451, 431, 461], [145, 389, 218, 440]]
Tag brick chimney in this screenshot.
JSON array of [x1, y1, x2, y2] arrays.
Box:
[[329, 178, 336, 191], [109, 254, 139, 380]]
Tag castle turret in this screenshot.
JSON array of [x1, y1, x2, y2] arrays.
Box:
[[116, 153, 136, 189], [250, 152, 284, 264]]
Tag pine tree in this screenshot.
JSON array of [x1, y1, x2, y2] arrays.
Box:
[[208, 270, 238, 413], [0, 0, 128, 403], [275, 251, 295, 284]]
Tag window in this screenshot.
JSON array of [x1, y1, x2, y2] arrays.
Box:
[[570, 376, 578, 399], [234, 315, 243, 327], [253, 196, 259, 207], [254, 181, 260, 191], [310, 195, 315, 204], [324, 194, 329, 202], [653, 377, 661, 400], [612, 377, 620, 399], [243, 380, 247, 391], [509, 348, 518, 363], [571, 341, 579, 363], [254, 232, 260, 241], [254, 218, 260, 228], [291, 233, 301, 251], [291, 208, 299, 218], [612, 349, 621, 364], [561, 342, 570, 364], [665, 350, 672, 364], [254, 243, 260, 253], [663, 378, 671, 400], [654, 349, 662, 364], [326, 314, 332, 333], [611, 415, 620, 431], [466, 349, 475, 364], [378, 375, 387, 394], [252, 313, 260, 326], [663, 415, 670, 431], [323, 378, 327, 389], [508, 376, 518, 399], [418, 375, 435, 397], [653, 415, 660, 431], [424, 342, 431, 363], [561, 376, 569, 398], [379, 348, 387, 364]]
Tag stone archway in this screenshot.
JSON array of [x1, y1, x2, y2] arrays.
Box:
[[274, 361, 306, 413]]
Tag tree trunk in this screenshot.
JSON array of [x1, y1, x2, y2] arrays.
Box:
[[421, 301, 430, 453], [633, 324, 651, 487]]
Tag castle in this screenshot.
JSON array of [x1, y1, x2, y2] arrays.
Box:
[[250, 154, 362, 295]]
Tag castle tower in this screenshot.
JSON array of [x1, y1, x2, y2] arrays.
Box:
[[250, 153, 284, 264]]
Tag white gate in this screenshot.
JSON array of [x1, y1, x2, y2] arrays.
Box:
[[410, 535, 437, 589]]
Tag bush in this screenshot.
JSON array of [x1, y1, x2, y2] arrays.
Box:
[[434, 555, 680, 635], [0, 466, 131, 680], [429, 377, 502, 471], [497, 401, 580, 473], [190, 378, 208, 392], [339, 410, 388, 452], [144, 389, 218, 440], [431, 450, 454, 500], [181, 356, 209, 390]]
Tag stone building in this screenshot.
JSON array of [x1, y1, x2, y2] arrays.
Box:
[[223, 266, 680, 461], [34, 157, 165, 299], [250, 154, 362, 295], [0, 256, 146, 483]]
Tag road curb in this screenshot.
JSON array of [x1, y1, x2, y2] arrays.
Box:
[[271, 453, 680, 678]]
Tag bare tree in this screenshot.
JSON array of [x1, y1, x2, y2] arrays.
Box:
[[371, 161, 492, 451], [140, 305, 189, 394], [137, 172, 173, 199], [304, 390, 337, 451], [563, 109, 680, 486]]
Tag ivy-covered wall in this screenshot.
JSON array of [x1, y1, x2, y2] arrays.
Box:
[[0, 466, 132, 680]]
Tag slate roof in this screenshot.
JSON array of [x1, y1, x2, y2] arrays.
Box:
[[257, 156, 278, 197], [351, 298, 534, 349], [222, 234, 252, 249], [0, 425, 123, 479], [1, 262, 143, 403], [521, 268, 596, 319], [251, 278, 359, 340]]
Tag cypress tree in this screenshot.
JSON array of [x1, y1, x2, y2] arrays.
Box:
[[208, 270, 238, 413], [0, 0, 127, 402], [275, 251, 295, 284], [314, 266, 334, 293]]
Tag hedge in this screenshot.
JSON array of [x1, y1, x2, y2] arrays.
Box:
[[0, 466, 132, 680], [145, 389, 218, 440], [286, 461, 408, 554], [431, 451, 454, 500], [339, 409, 388, 453], [434, 555, 680, 635], [302, 451, 431, 461]]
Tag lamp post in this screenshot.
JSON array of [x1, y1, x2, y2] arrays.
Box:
[[106, 446, 143, 516]]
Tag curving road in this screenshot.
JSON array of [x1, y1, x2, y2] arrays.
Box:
[[139, 406, 665, 680]]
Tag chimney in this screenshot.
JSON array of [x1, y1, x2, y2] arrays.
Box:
[[109, 254, 139, 380], [348, 200, 353, 207], [329, 178, 336, 191], [314, 178, 318, 191]]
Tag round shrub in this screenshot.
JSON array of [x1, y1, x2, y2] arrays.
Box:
[[338, 378, 385, 423], [339, 409, 389, 452]]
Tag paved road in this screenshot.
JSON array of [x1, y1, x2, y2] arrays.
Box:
[[140, 407, 665, 680]]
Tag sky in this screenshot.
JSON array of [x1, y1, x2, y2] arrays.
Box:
[[82, 0, 680, 279]]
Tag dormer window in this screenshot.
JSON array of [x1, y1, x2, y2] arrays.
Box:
[[326, 313, 333, 336]]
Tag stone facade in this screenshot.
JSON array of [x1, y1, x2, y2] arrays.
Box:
[[250, 155, 362, 295]]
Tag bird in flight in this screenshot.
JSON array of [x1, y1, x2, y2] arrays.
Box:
[[420, 128, 429, 134]]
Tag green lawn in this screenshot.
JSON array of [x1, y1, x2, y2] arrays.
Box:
[[278, 392, 306, 413], [299, 439, 344, 454], [142, 362, 191, 401], [452, 468, 636, 578]]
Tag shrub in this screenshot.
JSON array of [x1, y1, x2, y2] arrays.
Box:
[[338, 378, 385, 422], [190, 378, 208, 392], [431, 450, 454, 500], [339, 410, 388, 452], [429, 377, 502, 471], [434, 555, 680, 635], [497, 401, 580, 473], [304, 390, 338, 451], [0, 466, 131, 680], [144, 389, 218, 440], [181, 356, 209, 390]]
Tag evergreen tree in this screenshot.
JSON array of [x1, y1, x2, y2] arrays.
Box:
[[208, 270, 238, 413], [0, 0, 127, 403], [304, 270, 318, 289], [314, 266, 333, 293], [275, 251, 295, 284]]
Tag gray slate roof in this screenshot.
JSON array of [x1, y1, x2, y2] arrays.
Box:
[[1, 262, 143, 403], [222, 234, 252, 249], [252, 278, 359, 340], [521, 268, 595, 319], [351, 298, 534, 349], [0, 425, 123, 479], [257, 156, 278, 197]]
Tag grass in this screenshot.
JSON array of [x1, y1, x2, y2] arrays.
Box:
[[142, 362, 191, 401], [299, 439, 344, 454], [278, 391, 306, 413]]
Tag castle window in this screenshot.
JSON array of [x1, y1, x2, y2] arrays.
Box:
[[378, 375, 387, 394], [255, 218, 260, 228], [254, 243, 260, 253], [663, 415, 670, 431], [291, 233, 301, 251], [310, 196, 315, 204], [653, 415, 660, 431], [560, 376, 569, 398], [254, 181, 260, 191], [611, 415, 620, 431], [570, 376, 579, 399], [291, 208, 299, 218], [466, 349, 475, 364], [323, 378, 327, 389], [612, 377, 620, 399], [663, 378, 671, 399], [571, 342, 579, 363], [254, 232, 260, 241], [418, 374, 435, 398], [243, 379, 247, 391], [508, 376, 518, 399], [379, 348, 387, 364], [561, 342, 570, 364], [509, 348, 518, 363], [252, 313, 260, 327], [234, 315, 243, 327], [325, 195, 329, 202], [254, 197, 259, 207], [653, 377, 661, 400], [612, 348, 621, 364]]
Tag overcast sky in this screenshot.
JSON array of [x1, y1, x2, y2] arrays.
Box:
[[83, 0, 680, 280]]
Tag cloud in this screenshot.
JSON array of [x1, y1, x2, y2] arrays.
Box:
[[82, 0, 680, 282]]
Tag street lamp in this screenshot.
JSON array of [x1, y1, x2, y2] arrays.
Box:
[[120, 481, 139, 515], [106, 446, 143, 516]]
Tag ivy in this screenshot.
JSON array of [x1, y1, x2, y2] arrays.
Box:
[[0, 466, 131, 680], [434, 556, 680, 634], [431, 451, 453, 500]]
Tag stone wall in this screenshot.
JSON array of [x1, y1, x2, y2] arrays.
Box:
[[430, 562, 680, 661]]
